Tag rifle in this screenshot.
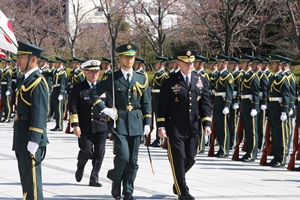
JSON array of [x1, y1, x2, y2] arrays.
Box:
[[207, 114, 216, 157], [287, 115, 299, 170], [65, 120, 71, 133], [162, 137, 168, 149], [260, 119, 271, 165], [146, 108, 154, 146], [232, 112, 243, 160]]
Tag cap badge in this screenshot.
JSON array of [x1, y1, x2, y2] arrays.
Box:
[[127, 45, 131, 49], [91, 61, 97, 66], [186, 51, 191, 57]]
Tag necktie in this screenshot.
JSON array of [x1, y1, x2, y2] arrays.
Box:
[[186, 76, 190, 88], [127, 73, 130, 84]]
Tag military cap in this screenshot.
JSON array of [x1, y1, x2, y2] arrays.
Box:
[[261, 56, 270, 64], [101, 57, 111, 63], [48, 60, 55, 63], [207, 57, 217, 64], [81, 60, 101, 70], [195, 55, 207, 62], [135, 57, 145, 63], [239, 54, 256, 62], [115, 44, 137, 56], [269, 54, 292, 64], [229, 57, 240, 64], [71, 57, 85, 63], [40, 56, 49, 62], [153, 56, 168, 63], [253, 57, 264, 63], [55, 56, 66, 63], [1, 58, 12, 63], [167, 56, 178, 63], [215, 54, 230, 62], [16, 41, 45, 57], [176, 50, 197, 63]]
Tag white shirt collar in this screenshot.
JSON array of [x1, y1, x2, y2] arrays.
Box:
[[87, 80, 97, 88], [121, 67, 133, 79], [24, 67, 39, 80], [180, 71, 191, 81], [219, 68, 227, 74], [274, 70, 282, 77]]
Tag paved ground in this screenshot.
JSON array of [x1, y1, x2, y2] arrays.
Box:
[[1, 119, 300, 200]]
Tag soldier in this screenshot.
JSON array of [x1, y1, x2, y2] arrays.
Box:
[[265, 55, 290, 167], [213, 55, 234, 157], [50, 57, 67, 131], [48, 59, 55, 120], [228, 57, 242, 149], [13, 41, 48, 200], [70, 60, 111, 187], [10, 58, 20, 117], [1, 58, 12, 122], [89, 44, 151, 200], [239, 54, 260, 162], [101, 57, 113, 79], [157, 50, 211, 200], [133, 57, 145, 73], [150, 56, 169, 147]]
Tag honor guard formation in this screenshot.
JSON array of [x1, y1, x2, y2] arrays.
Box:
[[1, 41, 300, 200]]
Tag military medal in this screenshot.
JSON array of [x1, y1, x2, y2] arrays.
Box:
[[174, 97, 179, 102], [172, 84, 181, 93], [196, 78, 203, 89]]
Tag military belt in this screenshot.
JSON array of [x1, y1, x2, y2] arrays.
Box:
[[259, 92, 263, 97], [12, 79, 17, 82], [1, 81, 7, 84], [214, 92, 226, 97], [14, 113, 30, 121], [269, 97, 282, 103], [116, 105, 140, 111], [233, 91, 237, 96], [151, 89, 160, 93], [53, 84, 61, 87], [241, 94, 252, 100]]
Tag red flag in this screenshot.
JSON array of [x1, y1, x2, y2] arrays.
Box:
[[0, 49, 7, 58], [0, 10, 18, 54]]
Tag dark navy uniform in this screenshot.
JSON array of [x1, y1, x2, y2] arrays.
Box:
[[70, 60, 111, 186], [13, 41, 48, 200], [157, 50, 211, 200]]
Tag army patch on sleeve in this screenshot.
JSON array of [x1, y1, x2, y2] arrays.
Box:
[[102, 76, 108, 81]]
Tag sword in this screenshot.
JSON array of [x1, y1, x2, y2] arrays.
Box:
[[146, 144, 155, 175]]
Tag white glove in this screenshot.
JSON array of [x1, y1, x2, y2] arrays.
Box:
[[250, 109, 257, 117], [280, 112, 287, 121], [27, 141, 39, 155], [211, 90, 215, 95], [233, 103, 239, 110], [5, 90, 10, 96], [103, 108, 117, 120], [143, 125, 151, 136], [222, 107, 229, 115], [58, 94, 63, 101], [288, 109, 293, 116], [260, 105, 267, 110]]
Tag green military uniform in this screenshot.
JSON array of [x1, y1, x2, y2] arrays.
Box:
[[11, 63, 21, 115], [89, 44, 151, 199], [51, 57, 67, 131], [151, 56, 169, 147], [13, 41, 48, 200], [228, 57, 243, 149], [254, 58, 269, 151], [240, 55, 260, 161], [213, 55, 234, 157], [1, 59, 12, 122]]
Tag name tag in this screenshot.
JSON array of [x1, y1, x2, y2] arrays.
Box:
[[84, 97, 90, 100], [171, 85, 181, 93]]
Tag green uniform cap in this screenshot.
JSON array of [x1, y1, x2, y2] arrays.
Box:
[[135, 57, 145, 64], [115, 44, 137, 56], [269, 54, 292, 64], [153, 56, 167, 63], [239, 54, 255, 62], [16, 41, 45, 57], [229, 56, 240, 64], [101, 57, 111, 63], [195, 55, 207, 62], [55, 56, 66, 64]]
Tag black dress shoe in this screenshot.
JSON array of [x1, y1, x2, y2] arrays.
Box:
[[173, 184, 177, 195], [89, 180, 102, 187], [123, 193, 135, 200], [75, 169, 84, 182], [150, 140, 161, 147], [198, 150, 205, 154], [214, 152, 228, 158], [241, 157, 255, 162], [50, 127, 62, 131], [271, 162, 285, 168], [111, 182, 121, 200], [178, 194, 195, 200]]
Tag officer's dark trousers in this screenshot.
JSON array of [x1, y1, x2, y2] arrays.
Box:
[[257, 109, 266, 150], [214, 110, 230, 155], [77, 131, 106, 180], [242, 113, 258, 160], [1, 92, 11, 121], [228, 108, 238, 148], [270, 116, 288, 164], [107, 134, 140, 195], [15, 148, 44, 200], [167, 135, 198, 197]]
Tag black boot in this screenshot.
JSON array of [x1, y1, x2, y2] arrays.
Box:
[[75, 151, 89, 182], [89, 160, 102, 187]]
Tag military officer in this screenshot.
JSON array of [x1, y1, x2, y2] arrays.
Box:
[[50, 57, 67, 131], [10, 58, 20, 116], [1, 58, 12, 122], [70, 60, 111, 187], [252, 57, 269, 151], [89, 44, 151, 200], [239, 54, 260, 162], [228, 57, 242, 149], [101, 57, 113, 79], [13, 41, 48, 200], [157, 49, 211, 200], [266, 55, 290, 167], [133, 57, 145, 73], [213, 55, 234, 157]]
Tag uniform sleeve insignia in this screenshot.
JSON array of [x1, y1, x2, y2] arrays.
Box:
[[228, 78, 233, 84], [102, 76, 108, 81]]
